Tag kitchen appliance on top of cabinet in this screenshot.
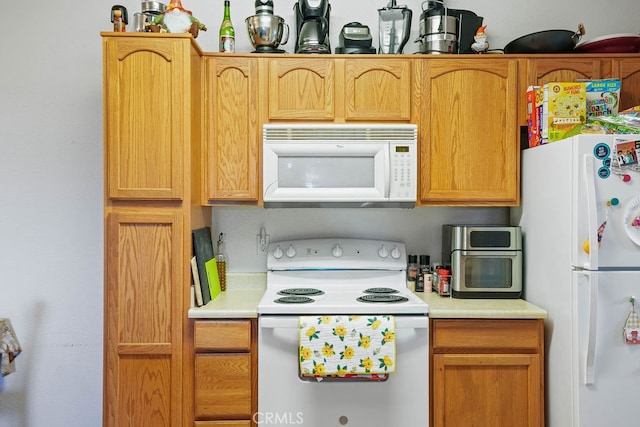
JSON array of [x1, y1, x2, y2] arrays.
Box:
[[513, 134, 640, 427]]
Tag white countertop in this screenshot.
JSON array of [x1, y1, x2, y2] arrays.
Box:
[[188, 273, 547, 320]]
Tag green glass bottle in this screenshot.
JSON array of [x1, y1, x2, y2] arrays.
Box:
[[219, 0, 235, 52]]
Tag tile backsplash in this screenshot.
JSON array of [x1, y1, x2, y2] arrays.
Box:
[[212, 206, 509, 272]]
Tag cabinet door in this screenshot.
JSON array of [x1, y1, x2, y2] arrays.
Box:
[[432, 353, 542, 427], [195, 354, 253, 419], [268, 58, 335, 120], [519, 57, 602, 125], [104, 210, 184, 427], [607, 57, 640, 111], [104, 37, 188, 200], [344, 59, 412, 121], [420, 59, 519, 205], [205, 57, 259, 202]]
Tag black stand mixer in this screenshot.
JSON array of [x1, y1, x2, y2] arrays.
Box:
[[294, 0, 331, 53]]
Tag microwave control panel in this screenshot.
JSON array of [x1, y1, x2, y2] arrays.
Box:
[[390, 142, 417, 200]]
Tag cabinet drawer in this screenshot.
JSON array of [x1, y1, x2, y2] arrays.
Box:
[[195, 354, 253, 419], [432, 319, 542, 351], [194, 320, 251, 351]]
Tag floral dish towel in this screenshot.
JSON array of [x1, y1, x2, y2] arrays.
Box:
[[299, 315, 396, 377]]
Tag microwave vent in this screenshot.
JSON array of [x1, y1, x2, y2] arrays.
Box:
[[264, 124, 417, 142]]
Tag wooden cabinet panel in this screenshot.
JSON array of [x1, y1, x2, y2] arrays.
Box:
[[195, 320, 251, 352], [420, 59, 519, 205], [205, 57, 259, 202], [432, 319, 540, 350], [431, 319, 544, 427], [104, 37, 188, 200], [432, 353, 542, 427], [195, 354, 253, 419], [104, 210, 184, 426], [344, 59, 411, 121], [606, 57, 640, 111], [268, 58, 335, 119]]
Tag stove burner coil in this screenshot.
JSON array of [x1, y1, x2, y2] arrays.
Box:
[[277, 288, 325, 296], [274, 296, 315, 304], [357, 295, 409, 303], [363, 287, 399, 294]]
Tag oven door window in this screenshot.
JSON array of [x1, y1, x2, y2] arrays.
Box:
[[464, 257, 513, 288]]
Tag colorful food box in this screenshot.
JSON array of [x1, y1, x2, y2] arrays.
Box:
[[526, 85, 543, 147], [582, 78, 621, 118], [542, 82, 587, 143]]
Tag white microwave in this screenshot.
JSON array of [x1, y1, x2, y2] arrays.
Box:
[[262, 124, 418, 208]]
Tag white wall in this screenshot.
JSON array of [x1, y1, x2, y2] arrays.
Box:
[[0, 0, 637, 426]]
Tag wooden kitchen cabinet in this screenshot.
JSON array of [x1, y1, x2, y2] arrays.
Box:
[[204, 56, 260, 203], [267, 58, 335, 120], [193, 320, 257, 426], [102, 33, 206, 427], [418, 58, 520, 205], [344, 58, 412, 121], [104, 35, 192, 200], [604, 56, 640, 111], [430, 319, 544, 427], [265, 57, 413, 122]]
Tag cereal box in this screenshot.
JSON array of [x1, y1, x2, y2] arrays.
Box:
[[526, 85, 543, 147], [542, 82, 587, 143], [582, 79, 621, 118]]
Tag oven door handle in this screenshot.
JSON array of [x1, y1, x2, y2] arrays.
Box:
[[259, 315, 430, 329]]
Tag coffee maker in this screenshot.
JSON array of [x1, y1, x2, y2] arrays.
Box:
[[294, 0, 331, 53]]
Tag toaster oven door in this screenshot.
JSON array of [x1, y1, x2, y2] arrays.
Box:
[[451, 250, 522, 298]]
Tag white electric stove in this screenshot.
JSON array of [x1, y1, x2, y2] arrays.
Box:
[[257, 238, 429, 315], [257, 238, 430, 427]]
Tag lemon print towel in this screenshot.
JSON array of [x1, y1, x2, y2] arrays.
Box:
[[299, 315, 396, 376]]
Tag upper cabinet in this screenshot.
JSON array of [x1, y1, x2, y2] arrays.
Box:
[[104, 37, 192, 200], [604, 56, 640, 111], [204, 56, 260, 203], [344, 58, 412, 121], [267, 58, 336, 120], [419, 58, 520, 206], [265, 57, 413, 122]]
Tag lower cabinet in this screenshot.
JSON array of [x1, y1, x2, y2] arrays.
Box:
[[430, 319, 544, 427], [193, 320, 257, 427]]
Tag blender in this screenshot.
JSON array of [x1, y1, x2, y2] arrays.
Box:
[[378, 0, 412, 54]]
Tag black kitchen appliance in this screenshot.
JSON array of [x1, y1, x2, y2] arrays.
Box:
[[335, 22, 376, 54], [294, 0, 331, 53]]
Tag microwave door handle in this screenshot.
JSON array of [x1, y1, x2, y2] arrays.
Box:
[[384, 146, 390, 197]]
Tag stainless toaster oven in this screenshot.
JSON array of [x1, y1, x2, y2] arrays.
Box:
[[442, 225, 523, 298]]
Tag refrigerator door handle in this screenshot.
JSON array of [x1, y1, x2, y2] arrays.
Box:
[[584, 270, 599, 386], [583, 154, 599, 270]]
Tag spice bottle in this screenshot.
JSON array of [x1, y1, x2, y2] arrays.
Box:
[[416, 255, 430, 292], [216, 233, 227, 291], [407, 254, 419, 291]]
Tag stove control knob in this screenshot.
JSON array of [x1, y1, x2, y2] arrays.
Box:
[[378, 245, 389, 258], [332, 244, 343, 258], [285, 244, 296, 258], [391, 246, 402, 259], [273, 245, 284, 259]]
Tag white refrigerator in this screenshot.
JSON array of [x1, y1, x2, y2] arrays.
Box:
[[512, 134, 640, 427]]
